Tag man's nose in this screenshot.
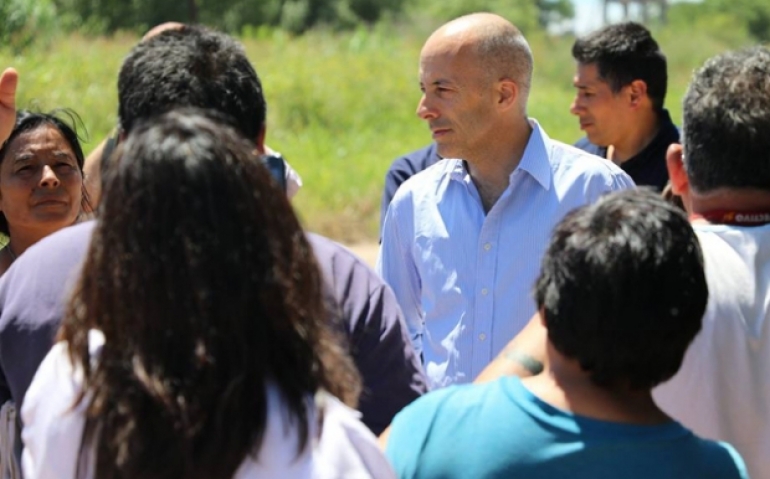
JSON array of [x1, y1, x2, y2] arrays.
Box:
[[417, 95, 437, 121], [570, 96, 583, 116]]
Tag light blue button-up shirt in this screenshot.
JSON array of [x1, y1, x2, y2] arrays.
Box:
[[377, 121, 635, 388]]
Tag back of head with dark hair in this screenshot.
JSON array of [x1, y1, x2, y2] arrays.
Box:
[[534, 189, 707, 390], [0, 108, 89, 235], [60, 109, 358, 479], [572, 22, 668, 111], [117, 25, 266, 141], [681, 46, 770, 193]]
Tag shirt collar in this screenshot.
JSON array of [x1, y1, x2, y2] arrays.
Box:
[[446, 119, 553, 191], [517, 119, 552, 191]]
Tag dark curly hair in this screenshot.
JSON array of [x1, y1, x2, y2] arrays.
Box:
[[535, 189, 707, 390]]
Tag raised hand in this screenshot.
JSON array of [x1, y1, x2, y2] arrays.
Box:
[[0, 68, 18, 146]]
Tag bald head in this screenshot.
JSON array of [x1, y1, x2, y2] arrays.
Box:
[[424, 13, 533, 103], [142, 22, 185, 42]]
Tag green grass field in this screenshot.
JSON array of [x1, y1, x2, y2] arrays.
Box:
[[0, 23, 756, 242]]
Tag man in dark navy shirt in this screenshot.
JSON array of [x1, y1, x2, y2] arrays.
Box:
[[570, 22, 678, 192]]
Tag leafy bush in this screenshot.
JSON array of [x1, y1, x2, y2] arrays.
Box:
[[0, 0, 58, 52]]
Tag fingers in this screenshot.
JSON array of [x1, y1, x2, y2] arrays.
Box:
[[0, 68, 19, 146]]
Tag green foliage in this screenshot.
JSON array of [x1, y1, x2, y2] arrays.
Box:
[[536, 0, 574, 29], [0, 16, 758, 242], [0, 0, 59, 52], [669, 0, 770, 43], [710, 0, 770, 42], [50, 0, 406, 35], [408, 0, 541, 33]]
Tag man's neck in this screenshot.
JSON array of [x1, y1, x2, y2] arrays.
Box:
[[521, 347, 669, 425], [467, 120, 533, 212], [608, 109, 662, 164], [690, 188, 770, 218]]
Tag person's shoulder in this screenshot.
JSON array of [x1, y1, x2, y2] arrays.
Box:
[[685, 437, 749, 479], [390, 158, 456, 204], [306, 232, 381, 290], [573, 136, 604, 156], [18, 221, 95, 264], [0, 221, 96, 310], [395, 380, 501, 423], [315, 392, 396, 479], [387, 144, 440, 176], [548, 138, 633, 187]]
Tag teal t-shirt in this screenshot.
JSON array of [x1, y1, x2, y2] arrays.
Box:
[[386, 377, 748, 479]]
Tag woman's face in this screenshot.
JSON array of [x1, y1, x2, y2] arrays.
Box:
[[0, 124, 83, 237]]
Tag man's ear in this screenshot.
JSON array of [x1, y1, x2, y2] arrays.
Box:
[[255, 124, 267, 155], [666, 143, 689, 196], [628, 80, 647, 108], [497, 78, 519, 111]]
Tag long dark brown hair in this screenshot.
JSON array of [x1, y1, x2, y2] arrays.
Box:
[[58, 109, 360, 479]]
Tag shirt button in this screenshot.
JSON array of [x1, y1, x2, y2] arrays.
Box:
[[481, 288, 489, 296], [484, 243, 492, 251], [479, 333, 487, 341]]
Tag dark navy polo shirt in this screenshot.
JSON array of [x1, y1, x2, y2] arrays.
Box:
[[574, 109, 680, 192], [380, 143, 441, 233], [0, 222, 426, 438]]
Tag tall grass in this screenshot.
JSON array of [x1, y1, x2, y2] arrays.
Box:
[[0, 23, 756, 242]]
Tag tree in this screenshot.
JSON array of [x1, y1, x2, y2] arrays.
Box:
[[0, 0, 58, 52], [536, 0, 574, 29]]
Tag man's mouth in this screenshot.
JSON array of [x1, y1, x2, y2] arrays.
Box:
[[431, 127, 450, 138]]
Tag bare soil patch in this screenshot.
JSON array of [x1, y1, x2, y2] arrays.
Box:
[[345, 241, 379, 269]]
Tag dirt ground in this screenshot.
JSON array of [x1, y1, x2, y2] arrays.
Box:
[[346, 241, 379, 269]]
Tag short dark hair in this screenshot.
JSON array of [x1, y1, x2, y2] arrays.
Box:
[[62, 109, 359, 479], [572, 22, 668, 111], [117, 25, 266, 140], [0, 109, 89, 235], [681, 46, 770, 193], [535, 189, 707, 390]]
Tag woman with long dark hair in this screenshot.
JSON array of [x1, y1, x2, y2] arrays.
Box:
[[20, 110, 394, 479]]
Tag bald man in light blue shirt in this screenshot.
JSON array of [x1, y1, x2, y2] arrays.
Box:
[[377, 13, 633, 389]]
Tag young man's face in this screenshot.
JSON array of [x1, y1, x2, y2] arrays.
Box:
[[570, 62, 631, 148]]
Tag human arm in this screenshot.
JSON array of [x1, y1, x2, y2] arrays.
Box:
[[21, 343, 85, 479], [308, 233, 427, 435], [0, 68, 18, 146], [375, 202, 423, 360], [348, 281, 428, 435], [473, 312, 547, 384], [82, 138, 107, 212]]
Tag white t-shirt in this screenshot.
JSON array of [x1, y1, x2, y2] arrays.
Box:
[[21, 332, 394, 479], [654, 223, 770, 479]]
